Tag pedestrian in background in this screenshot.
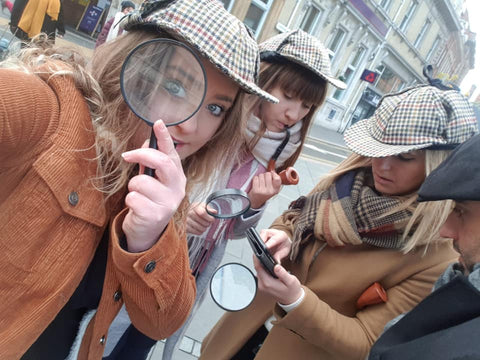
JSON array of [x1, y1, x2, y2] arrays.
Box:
[[9, 0, 61, 42], [200, 85, 478, 360], [95, 0, 135, 49], [1, 0, 13, 13]]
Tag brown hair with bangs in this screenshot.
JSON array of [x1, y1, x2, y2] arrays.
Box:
[[248, 60, 328, 172]]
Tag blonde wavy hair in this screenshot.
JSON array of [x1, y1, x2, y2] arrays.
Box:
[[246, 61, 328, 172], [309, 150, 454, 253], [2, 32, 247, 216]]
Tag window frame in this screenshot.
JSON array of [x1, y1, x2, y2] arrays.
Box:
[[413, 18, 431, 48], [399, 1, 418, 32], [243, 0, 273, 38], [333, 45, 367, 100], [326, 27, 347, 61], [299, 3, 322, 34]]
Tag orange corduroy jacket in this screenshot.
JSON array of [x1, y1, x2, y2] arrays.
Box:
[[0, 68, 195, 359]]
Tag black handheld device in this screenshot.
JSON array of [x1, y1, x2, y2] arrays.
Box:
[[246, 227, 278, 278]]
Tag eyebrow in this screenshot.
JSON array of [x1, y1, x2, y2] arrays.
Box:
[[214, 94, 235, 104]]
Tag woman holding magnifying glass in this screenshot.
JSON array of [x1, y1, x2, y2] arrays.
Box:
[[0, 0, 276, 359]]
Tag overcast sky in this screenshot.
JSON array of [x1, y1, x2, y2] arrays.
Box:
[[460, 0, 480, 100]]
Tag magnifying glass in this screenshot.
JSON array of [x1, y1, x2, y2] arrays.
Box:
[[266, 127, 299, 185], [120, 38, 207, 176], [210, 262, 257, 311], [205, 188, 251, 219]]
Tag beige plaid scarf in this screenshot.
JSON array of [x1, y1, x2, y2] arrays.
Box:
[[289, 169, 415, 261]]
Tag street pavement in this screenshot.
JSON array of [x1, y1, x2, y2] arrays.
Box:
[[0, 18, 349, 358]]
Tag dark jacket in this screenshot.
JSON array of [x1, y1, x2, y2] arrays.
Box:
[[368, 275, 480, 360], [95, 15, 123, 48]]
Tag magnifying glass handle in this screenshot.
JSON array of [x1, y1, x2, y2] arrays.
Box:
[[144, 130, 157, 177]]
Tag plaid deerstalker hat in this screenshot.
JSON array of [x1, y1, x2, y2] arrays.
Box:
[[121, 0, 278, 103], [258, 29, 347, 90], [344, 85, 478, 157], [418, 134, 480, 202]]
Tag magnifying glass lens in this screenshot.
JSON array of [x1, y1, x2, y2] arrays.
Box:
[[121, 40, 206, 127], [205, 189, 251, 219]]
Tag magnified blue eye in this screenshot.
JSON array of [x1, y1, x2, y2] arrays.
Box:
[[163, 79, 186, 98]]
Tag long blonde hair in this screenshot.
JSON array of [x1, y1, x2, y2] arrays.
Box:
[[3, 32, 247, 208], [247, 61, 328, 172], [310, 150, 453, 252]]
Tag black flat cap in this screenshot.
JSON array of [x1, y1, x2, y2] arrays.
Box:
[[418, 134, 480, 202]]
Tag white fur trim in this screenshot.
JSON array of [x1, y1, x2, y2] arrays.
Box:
[[65, 309, 96, 360]]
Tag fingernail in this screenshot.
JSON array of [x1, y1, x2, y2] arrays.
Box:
[[121, 151, 132, 159]]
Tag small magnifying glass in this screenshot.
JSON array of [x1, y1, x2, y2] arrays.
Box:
[[120, 38, 207, 176], [204, 188, 251, 219]]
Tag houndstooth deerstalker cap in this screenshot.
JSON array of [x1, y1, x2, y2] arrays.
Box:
[[121, 0, 278, 103], [259, 29, 347, 90], [344, 85, 478, 157]]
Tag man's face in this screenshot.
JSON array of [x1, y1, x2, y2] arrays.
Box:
[[439, 201, 480, 274]]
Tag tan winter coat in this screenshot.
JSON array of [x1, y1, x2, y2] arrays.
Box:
[[201, 212, 457, 360]]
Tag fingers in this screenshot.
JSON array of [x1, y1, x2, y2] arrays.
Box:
[[127, 173, 184, 206], [260, 229, 291, 263], [122, 147, 185, 187], [186, 203, 216, 235], [153, 120, 180, 165]]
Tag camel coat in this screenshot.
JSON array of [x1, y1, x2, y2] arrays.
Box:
[[201, 215, 457, 360], [0, 68, 195, 359]]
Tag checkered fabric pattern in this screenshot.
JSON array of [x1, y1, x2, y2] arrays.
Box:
[[344, 85, 478, 157], [259, 29, 346, 90], [122, 0, 278, 103]]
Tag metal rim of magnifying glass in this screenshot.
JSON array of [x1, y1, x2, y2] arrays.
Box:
[[209, 262, 258, 312], [120, 38, 208, 127], [205, 188, 251, 219]]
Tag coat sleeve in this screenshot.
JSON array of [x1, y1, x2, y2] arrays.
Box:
[[230, 205, 266, 239], [0, 69, 59, 165], [271, 258, 455, 360], [110, 208, 196, 339]]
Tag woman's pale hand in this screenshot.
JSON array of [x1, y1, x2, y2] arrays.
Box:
[[186, 202, 216, 235], [121, 120, 186, 252], [254, 258, 303, 305], [260, 228, 292, 263], [248, 171, 282, 209]]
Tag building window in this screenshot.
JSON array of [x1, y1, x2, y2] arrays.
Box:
[[414, 19, 431, 48], [426, 36, 441, 61], [217, 0, 234, 12], [380, 0, 391, 11], [333, 46, 366, 100], [375, 63, 406, 94], [243, 0, 273, 38], [399, 1, 418, 32], [327, 28, 346, 60], [328, 109, 337, 120], [299, 4, 322, 34]]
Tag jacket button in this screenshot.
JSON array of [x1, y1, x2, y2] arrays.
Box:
[[68, 191, 79, 206], [144, 260, 156, 273], [113, 291, 122, 302], [99, 335, 106, 345]]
